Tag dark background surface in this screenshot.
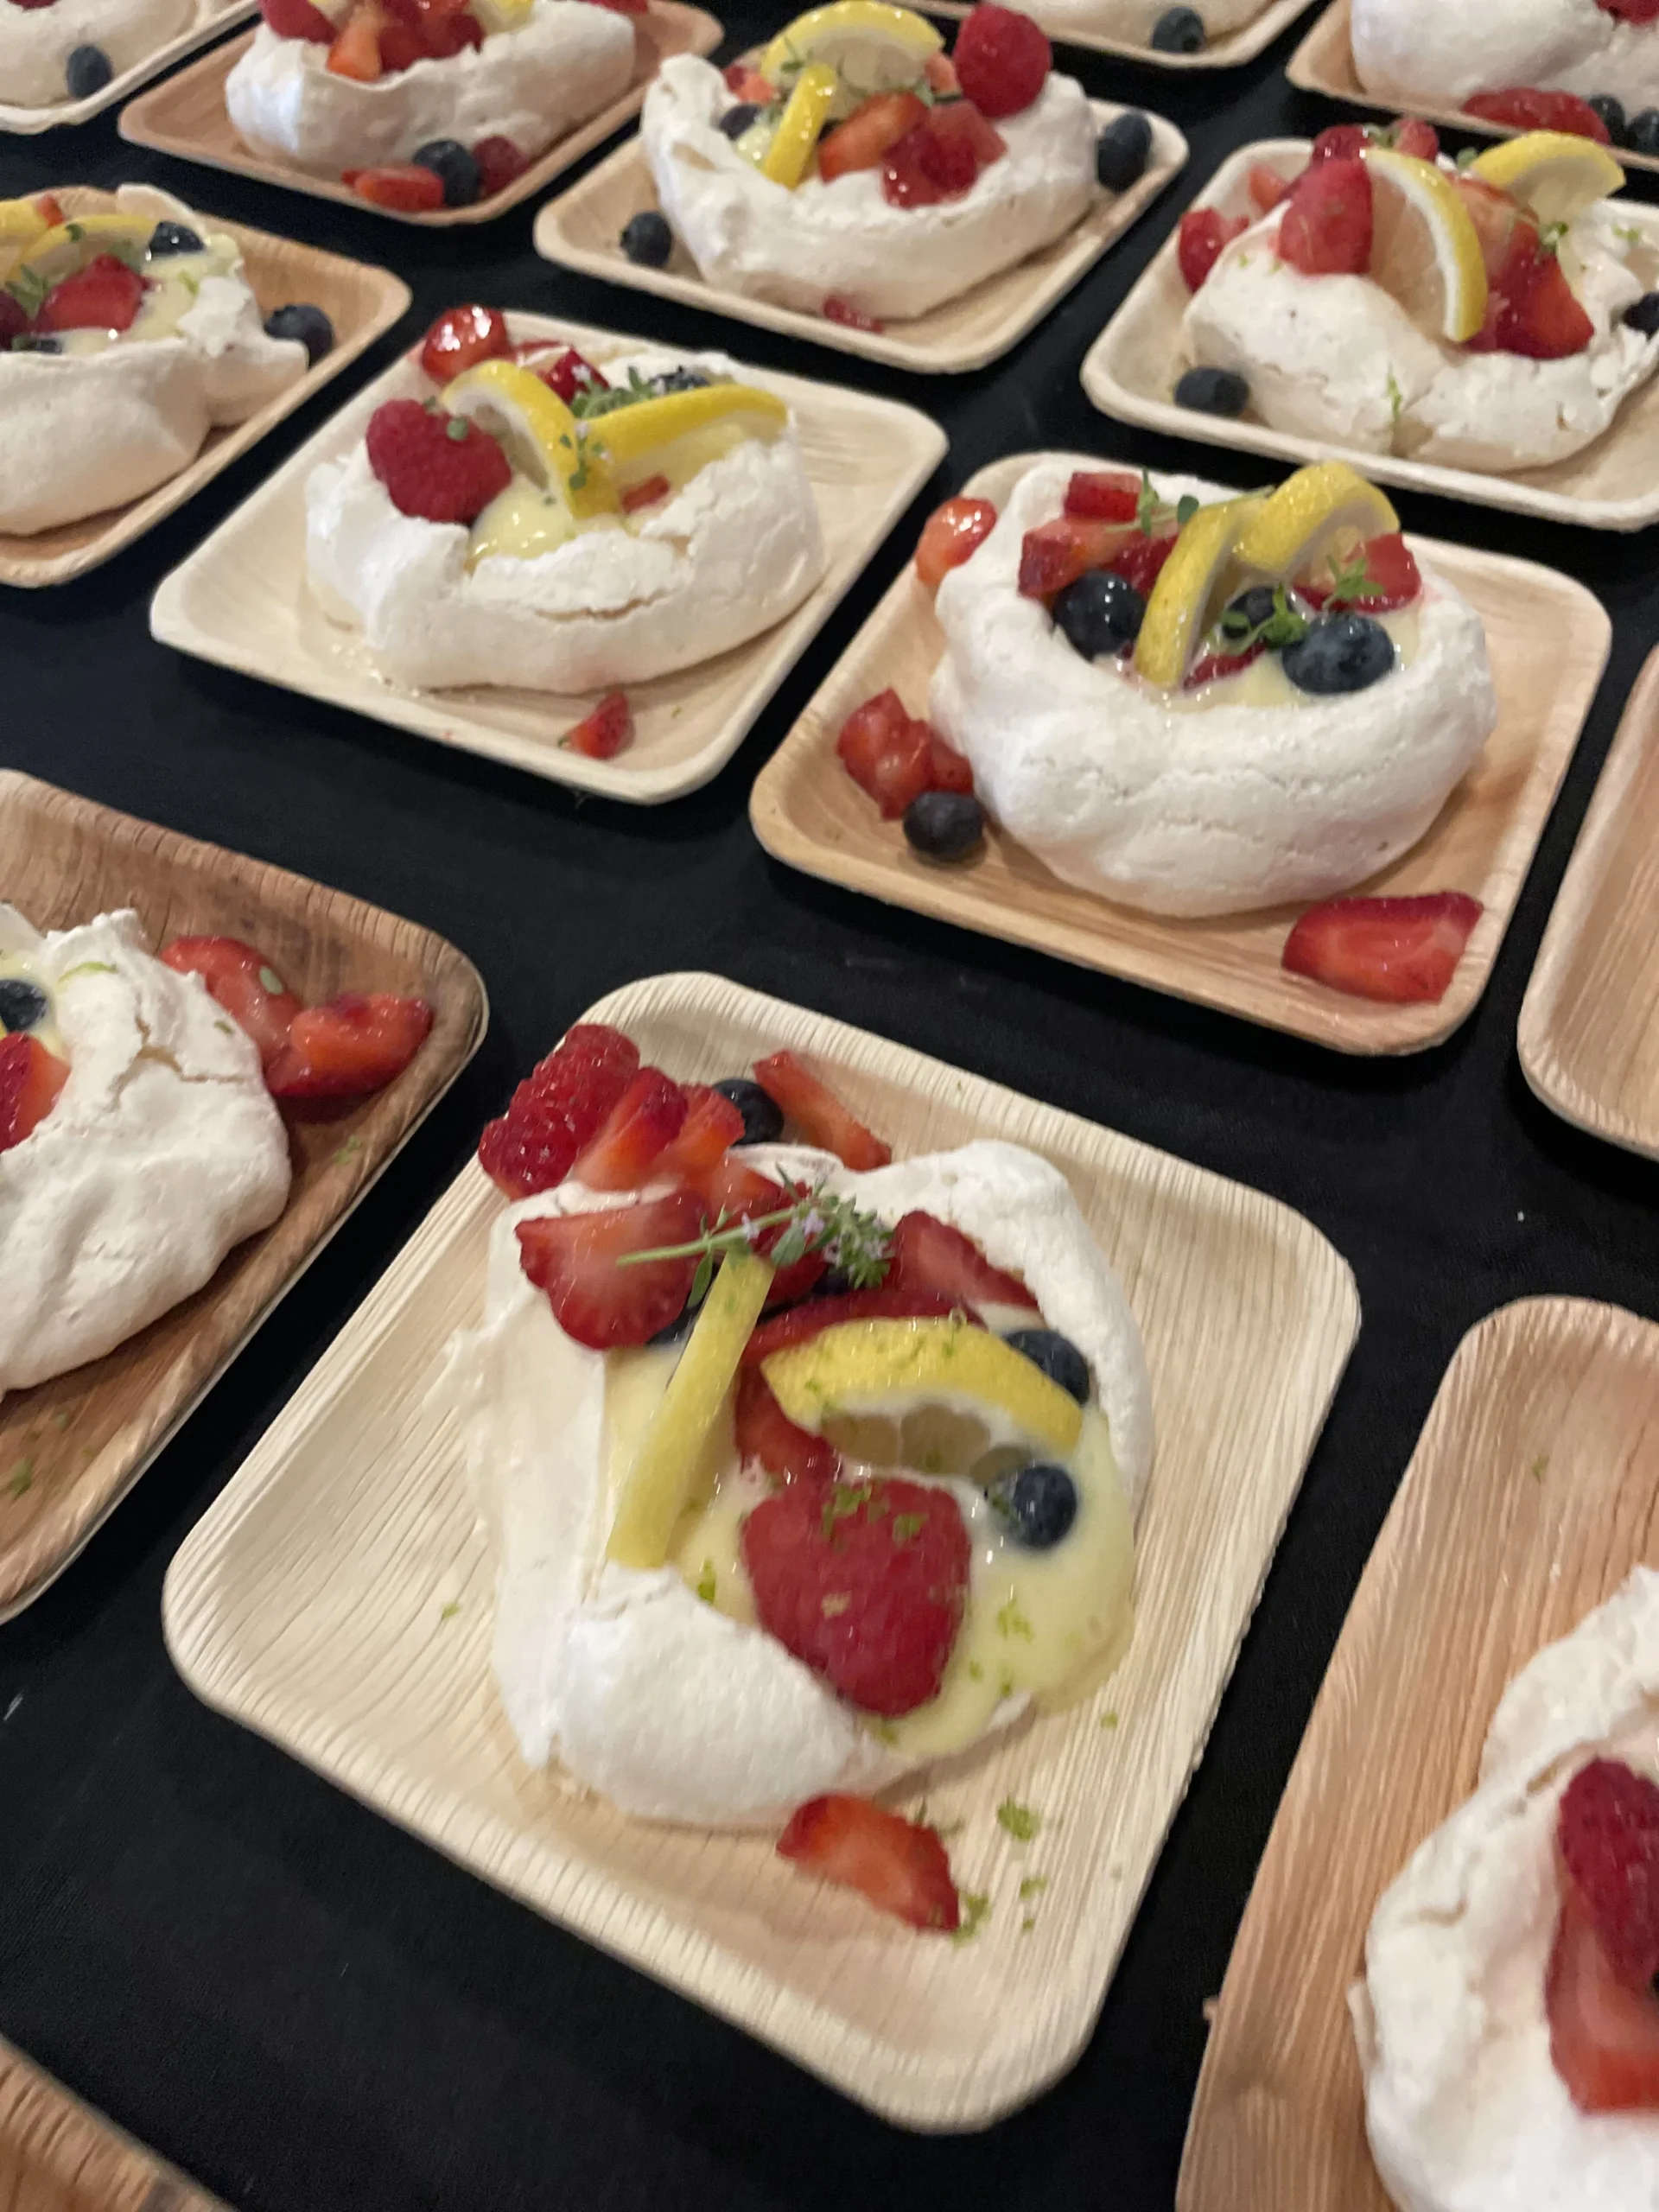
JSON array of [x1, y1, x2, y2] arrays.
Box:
[[3, 16, 1659, 2209]]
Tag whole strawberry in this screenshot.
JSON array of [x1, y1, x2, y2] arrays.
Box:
[[365, 397, 511, 524], [1557, 1758, 1659, 1990]]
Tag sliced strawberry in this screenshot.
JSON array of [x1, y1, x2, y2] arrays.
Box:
[[1455, 174, 1528, 283], [569, 1066, 686, 1190], [261, 0, 335, 36], [823, 295, 883, 333], [1548, 1887, 1659, 2111], [418, 303, 511, 384], [651, 1083, 745, 1183], [33, 194, 64, 226], [752, 1052, 890, 1170], [264, 991, 432, 1098], [923, 49, 958, 92], [516, 1188, 702, 1350], [927, 731, 975, 795], [563, 690, 632, 760], [818, 89, 928, 184], [914, 494, 997, 588], [741, 1285, 963, 1364], [881, 124, 948, 207], [1309, 121, 1370, 162], [532, 346, 607, 404], [40, 254, 146, 334], [1063, 468, 1141, 523], [1186, 642, 1265, 689], [888, 1209, 1038, 1313], [1558, 1758, 1659, 1990], [777, 1795, 960, 1933], [1178, 206, 1249, 293], [477, 1023, 639, 1197], [925, 97, 1005, 168], [1465, 86, 1611, 143], [159, 935, 302, 1069], [346, 164, 447, 210], [1601, 0, 1659, 18], [620, 474, 671, 514], [1299, 530, 1421, 613], [836, 690, 934, 819], [1107, 528, 1178, 598], [1282, 892, 1483, 1004], [327, 0, 384, 77], [1016, 514, 1136, 601], [734, 1365, 841, 1485], [1390, 116, 1440, 158], [1277, 156, 1371, 276], [722, 63, 775, 100], [1481, 226, 1595, 359], [0, 1032, 68, 1152], [693, 1159, 828, 1304], [1248, 161, 1293, 213]]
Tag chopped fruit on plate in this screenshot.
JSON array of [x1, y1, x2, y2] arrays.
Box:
[[913, 494, 998, 587], [950, 0, 1048, 120], [818, 89, 928, 184], [159, 936, 302, 1069], [1178, 206, 1249, 291], [517, 1186, 703, 1350], [836, 690, 970, 819], [344, 165, 449, 211], [1063, 468, 1141, 522], [569, 1065, 688, 1190], [652, 1084, 746, 1182], [418, 303, 512, 383], [734, 1363, 842, 1486], [888, 1209, 1039, 1313], [1281, 891, 1484, 1003], [777, 1794, 961, 1931], [0, 1031, 68, 1153], [1247, 161, 1292, 213], [1465, 87, 1613, 143], [39, 253, 146, 333], [264, 991, 435, 1100], [477, 1023, 639, 1196], [562, 691, 633, 760], [752, 1050, 892, 1168], [532, 345, 607, 404]]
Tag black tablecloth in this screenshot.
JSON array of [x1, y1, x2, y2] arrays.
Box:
[[3, 25, 1659, 2209]]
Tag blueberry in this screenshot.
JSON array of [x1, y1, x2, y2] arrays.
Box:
[[264, 302, 334, 364], [1626, 293, 1659, 336], [1589, 94, 1628, 145], [1281, 611, 1395, 696], [1003, 1327, 1090, 1404], [0, 979, 49, 1034], [720, 101, 760, 137], [1628, 108, 1659, 155], [987, 1462, 1079, 1548], [647, 1302, 696, 1348], [1222, 583, 1279, 632], [1052, 568, 1145, 660], [621, 210, 674, 267], [648, 366, 713, 394], [147, 220, 203, 257], [903, 790, 984, 861], [1095, 110, 1152, 192], [1149, 4, 1204, 50], [412, 138, 480, 207], [713, 1076, 784, 1146], [1174, 364, 1249, 416], [12, 334, 62, 353], [66, 42, 112, 95]]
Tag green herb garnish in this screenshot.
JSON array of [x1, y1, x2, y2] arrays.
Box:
[[623, 1182, 890, 1312]]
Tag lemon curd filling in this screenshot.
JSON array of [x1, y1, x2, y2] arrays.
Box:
[[8, 215, 247, 361]]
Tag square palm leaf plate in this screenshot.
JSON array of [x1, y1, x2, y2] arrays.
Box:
[[925, 0, 1315, 67], [0, 0, 251, 135], [0, 2034, 227, 2209], [163, 970, 1359, 2130]]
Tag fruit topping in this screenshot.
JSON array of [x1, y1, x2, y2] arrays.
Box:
[[345, 164, 448, 211], [477, 1023, 639, 1196], [735, 1365, 842, 1485], [418, 304, 512, 383], [1547, 1886, 1659, 2113], [413, 138, 480, 207], [473, 135, 531, 199], [1468, 130, 1625, 227], [562, 691, 633, 760], [1150, 2, 1203, 48], [1096, 111, 1152, 192], [1557, 1757, 1659, 1989], [1299, 529, 1421, 613], [1234, 461, 1402, 591], [710, 1075, 784, 1146], [758, 1, 942, 102], [264, 302, 334, 362], [0, 1033, 68, 1153], [651, 1083, 746, 1182], [904, 790, 984, 861], [1467, 216, 1595, 359], [723, 61, 777, 100], [742, 1286, 963, 1365], [1278, 155, 1372, 276], [763, 60, 840, 186], [776, 1794, 961, 1932], [620, 474, 671, 513], [823, 294, 883, 331], [1064, 469, 1141, 523], [1173, 365, 1250, 416], [0, 979, 48, 1034], [1001, 1326, 1090, 1403], [950, 2, 1048, 119], [517, 1186, 702, 1351], [148, 223, 203, 258], [819, 87, 926, 180], [1281, 891, 1484, 1003], [836, 690, 937, 817], [752, 1051, 891, 1169], [914, 494, 998, 587], [1248, 161, 1292, 213], [160, 935, 302, 1068], [365, 398, 512, 524], [264, 992, 433, 1099], [1053, 569, 1145, 660], [1017, 514, 1142, 603], [1629, 108, 1659, 155], [1177, 207, 1249, 292], [1133, 495, 1259, 690], [569, 1065, 687, 1190], [533, 346, 608, 404], [720, 100, 762, 137], [327, 0, 385, 77], [889, 1208, 1039, 1313], [261, 0, 335, 35], [40, 254, 145, 334], [1590, 94, 1628, 142], [742, 1472, 970, 1713], [66, 42, 111, 93], [1465, 87, 1612, 144], [986, 1459, 1078, 1547], [1281, 612, 1395, 694], [1364, 147, 1487, 342]]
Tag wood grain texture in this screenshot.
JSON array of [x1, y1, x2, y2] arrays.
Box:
[[1519, 645, 1659, 1160], [0, 770, 486, 1622], [0, 2037, 227, 2211], [0, 1, 252, 135], [1080, 140, 1659, 530], [532, 102, 1187, 374], [749, 450, 1607, 1055], [1178, 1295, 1659, 2212], [118, 4, 721, 226], [0, 188, 409, 591], [149, 312, 947, 802], [1287, 0, 1659, 175], [925, 0, 1314, 66], [162, 969, 1358, 2132]]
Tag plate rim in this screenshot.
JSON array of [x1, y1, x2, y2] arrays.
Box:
[[927, 0, 1319, 67]]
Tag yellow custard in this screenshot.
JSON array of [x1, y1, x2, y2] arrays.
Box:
[[48, 235, 244, 359], [1161, 605, 1421, 714]]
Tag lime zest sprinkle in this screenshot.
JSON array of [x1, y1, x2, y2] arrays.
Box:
[[820, 1590, 850, 1617], [951, 1891, 991, 1945], [996, 1798, 1040, 1842], [697, 1559, 718, 1605], [891, 1512, 925, 1545], [1018, 1874, 1048, 1900], [996, 1598, 1033, 1641], [439, 1600, 461, 1621], [8, 1459, 34, 1498]]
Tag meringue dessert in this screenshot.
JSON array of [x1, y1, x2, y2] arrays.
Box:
[[637, 1, 1112, 326], [442, 1024, 1152, 1923], [1353, 1568, 1659, 2211], [305, 309, 827, 695], [1351, 0, 1659, 125], [0, 187, 315, 538], [1179, 124, 1659, 474], [0, 0, 226, 107]]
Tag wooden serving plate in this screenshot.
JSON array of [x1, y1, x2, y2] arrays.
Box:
[[1178, 1294, 1659, 2210], [1519, 644, 1659, 1160], [149, 312, 948, 803], [163, 969, 1358, 2131], [1080, 140, 1659, 531], [532, 100, 1187, 375], [0, 771, 487, 1621], [750, 450, 1609, 1056], [0, 0, 252, 136], [0, 187, 409, 591], [925, 0, 1316, 66], [118, 2, 721, 226], [0, 2034, 227, 2209]]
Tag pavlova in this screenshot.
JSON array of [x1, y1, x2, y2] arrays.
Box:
[[633, 0, 1150, 329], [0, 187, 326, 539], [305, 305, 826, 731], [1176, 121, 1659, 474], [225, 0, 637, 211], [0, 912, 429, 1397], [0, 0, 225, 108], [1354, 1567, 1659, 2210], [442, 1020, 1153, 1929]]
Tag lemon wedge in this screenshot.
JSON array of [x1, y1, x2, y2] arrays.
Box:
[[760, 0, 941, 117], [13, 213, 154, 293], [1232, 461, 1400, 588], [0, 199, 49, 288], [1468, 130, 1625, 230], [760, 60, 840, 186], [1133, 495, 1262, 691], [1363, 146, 1488, 344], [442, 359, 618, 519], [582, 379, 790, 493]]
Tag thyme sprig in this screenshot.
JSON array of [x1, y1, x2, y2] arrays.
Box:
[[620, 1182, 892, 1308], [1324, 545, 1381, 606], [1212, 581, 1308, 657], [1135, 469, 1200, 537]]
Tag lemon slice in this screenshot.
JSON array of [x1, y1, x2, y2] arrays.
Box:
[[582, 380, 791, 495], [1468, 130, 1625, 230], [0, 199, 49, 287], [760, 60, 840, 186], [442, 359, 618, 518], [760, 0, 942, 118], [761, 1316, 1083, 1478], [13, 213, 154, 293], [1133, 496, 1262, 691], [1363, 146, 1488, 344], [472, 0, 531, 29], [1232, 461, 1400, 588]]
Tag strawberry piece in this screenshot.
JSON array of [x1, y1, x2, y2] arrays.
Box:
[[880, 125, 949, 207], [924, 51, 958, 92], [1178, 207, 1249, 292], [365, 398, 510, 523], [0, 1033, 68, 1153], [1017, 514, 1135, 602], [1477, 225, 1595, 359], [517, 1189, 702, 1351], [744, 1476, 969, 1715], [651, 1083, 745, 1183], [914, 494, 997, 588], [1548, 1887, 1659, 2111], [951, 1, 1049, 120], [925, 98, 1006, 168], [563, 690, 632, 760], [1106, 528, 1177, 598], [1601, 0, 1659, 18], [264, 992, 432, 1099], [1558, 1758, 1659, 1989], [346, 163, 448, 210], [777, 1795, 961, 1932], [1278, 156, 1371, 276], [410, 0, 480, 55], [1300, 530, 1421, 613], [620, 474, 670, 514], [927, 731, 975, 795], [34, 194, 64, 226], [836, 690, 934, 819], [1282, 892, 1483, 1004], [888, 1209, 1038, 1313], [818, 89, 928, 184], [418, 303, 511, 384], [734, 1366, 841, 1485], [477, 1023, 639, 1197], [569, 1066, 686, 1190], [376, 13, 426, 67], [1455, 173, 1527, 281], [160, 935, 302, 1069], [741, 1286, 963, 1365], [693, 1159, 828, 1304], [1465, 86, 1611, 142], [823, 294, 883, 332], [1248, 162, 1293, 213], [1391, 116, 1440, 157], [582, 0, 647, 14], [473, 136, 531, 198], [1064, 469, 1141, 523], [261, 0, 335, 37], [327, 0, 384, 76], [40, 254, 145, 334], [532, 345, 607, 404], [0, 294, 28, 348], [722, 63, 775, 100], [1309, 121, 1370, 162], [1186, 643, 1265, 689], [753, 1052, 890, 1171]]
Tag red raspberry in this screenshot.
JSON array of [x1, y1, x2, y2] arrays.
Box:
[[950, 2, 1049, 119], [473, 135, 530, 198], [741, 1475, 969, 1716], [1557, 1758, 1659, 1990], [476, 1022, 639, 1196], [365, 398, 511, 524]]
